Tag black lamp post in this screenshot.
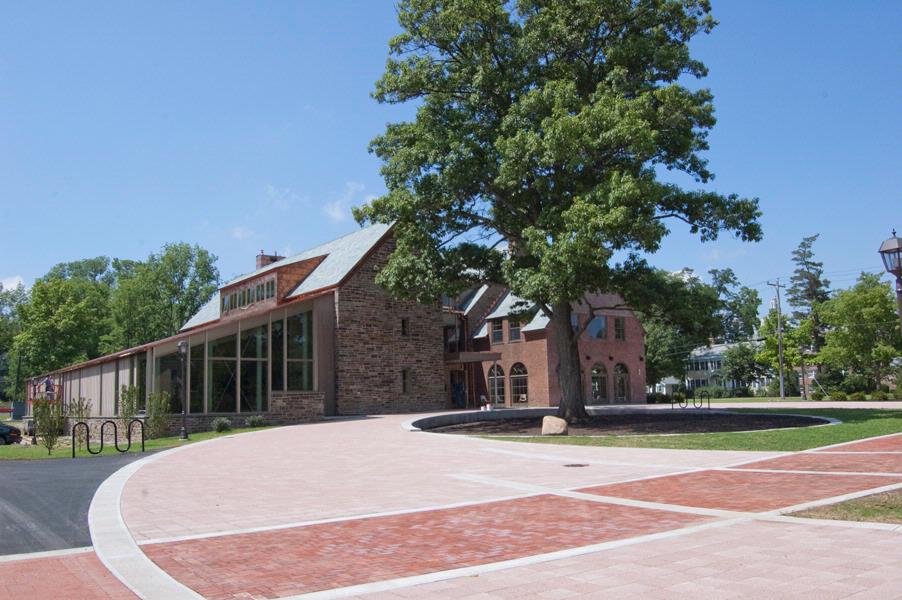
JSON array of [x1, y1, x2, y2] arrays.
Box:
[[177, 340, 189, 441], [879, 230, 902, 333]]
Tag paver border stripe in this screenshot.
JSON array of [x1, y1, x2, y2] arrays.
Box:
[[0, 545, 93, 564], [136, 492, 541, 546], [805, 432, 902, 453], [275, 515, 753, 600]]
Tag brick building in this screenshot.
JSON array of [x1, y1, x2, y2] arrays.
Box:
[[28, 224, 645, 431], [444, 287, 647, 408]]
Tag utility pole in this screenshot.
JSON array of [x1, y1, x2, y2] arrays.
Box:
[[767, 279, 786, 400]]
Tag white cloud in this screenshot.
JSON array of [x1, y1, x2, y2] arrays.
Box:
[[231, 226, 256, 241], [321, 181, 366, 223], [264, 184, 306, 211], [1, 275, 24, 290]]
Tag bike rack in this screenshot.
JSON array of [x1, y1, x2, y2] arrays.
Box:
[[671, 390, 711, 410], [71, 419, 145, 458]]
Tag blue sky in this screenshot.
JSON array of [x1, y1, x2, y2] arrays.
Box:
[[1, 1, 900, 308]]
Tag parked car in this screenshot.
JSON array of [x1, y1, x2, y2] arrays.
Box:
[[0, 421, 22, 445]]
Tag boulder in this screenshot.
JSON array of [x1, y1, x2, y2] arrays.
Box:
[[541, 415, 568, 436]]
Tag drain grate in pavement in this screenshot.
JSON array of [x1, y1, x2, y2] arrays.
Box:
[[564, 463, 589, 468]]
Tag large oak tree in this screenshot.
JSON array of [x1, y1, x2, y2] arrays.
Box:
[[356, 0, 761, 419]]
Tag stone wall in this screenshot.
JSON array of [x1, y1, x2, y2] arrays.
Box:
[[335, 236, 448, 415], [64, 391, 324, 441]]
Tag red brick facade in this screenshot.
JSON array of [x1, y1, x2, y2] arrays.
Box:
[[469, 294, 646, 407]]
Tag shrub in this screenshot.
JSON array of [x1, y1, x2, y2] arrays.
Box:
[[895, 388, 902, 400], [211, 417, 232, 433], [694, 386, 728, 399], [672, 392, 686, 402], [870, 390, 888, 401], [245, 415, 265, 427], [33, 397, 66, 455], [68, 397, 92, 451], [848, 391, 866, 402], [118, 385, 140, 439], [829, 390, 847, 401], [754, 387, 768, 398], [145, 391, 171, 439], [645, 392, 671, 404], [810, 390, 824, 401], [840, 375, 873, 394]]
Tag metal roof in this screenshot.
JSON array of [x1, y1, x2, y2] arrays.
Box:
[[180, 223, 392, 331]]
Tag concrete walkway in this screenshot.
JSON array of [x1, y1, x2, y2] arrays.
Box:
[[3, 409, 901, 599]]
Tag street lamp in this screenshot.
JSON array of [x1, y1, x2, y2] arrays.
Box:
[[176, 340, 189, 441], [879, 230, 902, 333]]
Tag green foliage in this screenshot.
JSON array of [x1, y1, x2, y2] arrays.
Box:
[[720, 343, 765, 389], [817, 273, 901, 389], [693, 385, 730, 399], [639, 269, 721, 385], [871, 390, 888, 401], [767, 375, 800, 398], [211, 417, 232, 433], [118, 385, 140, 438], [244, 415, 265, 428], [709, 269, 761, 342], [33, 397, 66, 455], [357, 0, 762, 417], [829, 390, 847, 401], [145, 391, 172, 439], [811, 390, 825, 401], [848, 391, 867, 402], [787, 235, 830, 350], [0, 282, 28, 401], [68, 397, 92, 450], [41, 256, 115, 285], [13, 277, 111, 376], [104, 244, 219, 351]]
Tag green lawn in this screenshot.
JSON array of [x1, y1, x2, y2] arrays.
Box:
[[487, 409, 901, 452], [792, 490, 902, 524], [0, 426, 274, 460]]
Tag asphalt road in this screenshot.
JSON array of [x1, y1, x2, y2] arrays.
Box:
[[0, 452, 150, 556]]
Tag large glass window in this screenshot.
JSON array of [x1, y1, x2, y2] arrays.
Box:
[[587, 316, 607, 339], [488, 364, 505, 405], [590, 363, 608, 404], [208, 333, 237, 412], [240, 325, 268, 412], [154, 351, 181, 413], [189, 344, 204, 413], [510, 363, 528, 403], [286, 311, 313, 390], [271, 318, 284, 392], [614, 363, 630, 402]]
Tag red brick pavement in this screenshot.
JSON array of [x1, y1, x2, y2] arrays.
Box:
[[579, 470, 902, 512], [735, 452, 902, 474], [816, 434, 902, 453], [0, 552, 138, 600], [142, 494, 709, 599]]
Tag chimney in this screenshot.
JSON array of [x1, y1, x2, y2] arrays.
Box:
[[256, 250, 285, 270]]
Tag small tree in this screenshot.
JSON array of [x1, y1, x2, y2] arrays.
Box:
[[33, 397, 66, 455], [720, 343, 765, 390], [68, 397, 93, 451], [145, 391, 171, 439], [118, 385, 140, 441]]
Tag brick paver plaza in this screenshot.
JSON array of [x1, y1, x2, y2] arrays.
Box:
[[3, 409, 901, 599]]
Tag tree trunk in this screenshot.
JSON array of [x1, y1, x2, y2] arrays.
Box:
[[550, 301, 588, 422]]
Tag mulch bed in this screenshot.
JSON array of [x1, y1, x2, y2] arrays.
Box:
[[428, 412, 824, 436]]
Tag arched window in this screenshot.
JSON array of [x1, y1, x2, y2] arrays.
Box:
[[614, 363, 630, 403], [488, 364, 505, 405], [510, 363, 528, 403], [590, 363, 608, 404]]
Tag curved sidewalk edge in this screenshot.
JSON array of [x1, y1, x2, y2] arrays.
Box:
[[88, 443, 214, 600]]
